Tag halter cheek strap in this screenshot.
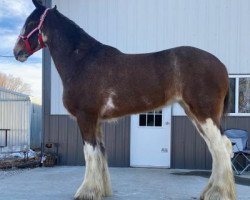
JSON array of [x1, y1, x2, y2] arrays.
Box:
[[19, 36, 33, 55], [19, 8, 50, 55]]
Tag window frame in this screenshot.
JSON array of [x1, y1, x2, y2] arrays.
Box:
[[138, 110, 163, 128], [228, 75, 250, 116]]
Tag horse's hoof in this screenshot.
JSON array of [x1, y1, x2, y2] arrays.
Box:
[[74, 193, 102, 200], [200, 182, 213, 200], [201, 185, 235, 200], [74, 186, 102, 200], [103, 188, 112, 197]]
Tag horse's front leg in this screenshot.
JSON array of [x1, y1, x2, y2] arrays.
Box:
[[74, 113, 112, 200]]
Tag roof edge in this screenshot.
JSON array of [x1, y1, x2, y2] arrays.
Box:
[[0, 87, 30, 100]]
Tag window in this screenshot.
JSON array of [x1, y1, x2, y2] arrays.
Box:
[[239, 78, 250, 113], [229, 76, 250, 115], [139, 110, 162, 127], [229, 78, 236, 113]]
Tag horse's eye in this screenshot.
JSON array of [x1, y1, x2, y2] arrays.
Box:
[[27, 21, 37, 27]]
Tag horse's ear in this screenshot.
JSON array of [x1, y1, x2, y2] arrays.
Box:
[[53, 5, 57, 10], [32, 0, 45, 9]]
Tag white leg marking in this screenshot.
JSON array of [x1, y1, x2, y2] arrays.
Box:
[[189, 118, 215, 198], [199, 119, 236, 200], [223, 135, 234, 158], [74, 143, 112, 200]]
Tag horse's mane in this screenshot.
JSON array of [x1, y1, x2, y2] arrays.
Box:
[[53, 9, 100, 49]]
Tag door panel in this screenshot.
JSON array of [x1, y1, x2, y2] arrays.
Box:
[[130, 106, 171, 168]]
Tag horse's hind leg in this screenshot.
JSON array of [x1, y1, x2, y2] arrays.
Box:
[[181, 102, 236, 200], [199, 135, 233, 200], [74, 113, 112, 200], [198, 119, 235, 200]]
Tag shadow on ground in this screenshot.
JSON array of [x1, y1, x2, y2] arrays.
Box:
[[172, 171, 250, 186]]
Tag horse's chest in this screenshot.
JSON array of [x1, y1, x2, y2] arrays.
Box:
[[62, 91, 80, 116]]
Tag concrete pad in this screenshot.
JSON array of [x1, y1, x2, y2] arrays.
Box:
[[0, 167, 249, 200]]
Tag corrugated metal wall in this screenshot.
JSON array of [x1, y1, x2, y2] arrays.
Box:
[[172, 116, 250, 169], [43, 0, 250, 168], [30, 103, 42, 149], [0, 88, 31, 152], [50, 0, 250, 115], [43, 114, 130, 166]]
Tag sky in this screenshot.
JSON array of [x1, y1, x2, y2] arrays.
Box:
[[0, 0, 42, 103]]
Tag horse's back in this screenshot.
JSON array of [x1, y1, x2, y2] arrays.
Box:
[[168, 46, 227, 75], [172, 46, 228, 94]]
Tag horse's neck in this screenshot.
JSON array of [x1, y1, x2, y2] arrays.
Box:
[[44, 10, 101, 82]]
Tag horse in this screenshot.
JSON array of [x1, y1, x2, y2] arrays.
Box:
[[13, 1, 235, 200]]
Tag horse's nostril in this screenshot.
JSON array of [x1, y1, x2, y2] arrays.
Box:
[[14, 50, 22, 60], [13, 50, 28, 62]]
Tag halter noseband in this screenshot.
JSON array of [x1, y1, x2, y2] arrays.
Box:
[[19, 8, 50, 55]]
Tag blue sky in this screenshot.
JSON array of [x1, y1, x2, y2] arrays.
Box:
[[0, 0, 42, 102]]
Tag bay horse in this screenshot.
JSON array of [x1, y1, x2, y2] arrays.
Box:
[[14, 1, 235, 200]]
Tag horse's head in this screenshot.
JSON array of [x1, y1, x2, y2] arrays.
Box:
[[13, 0, 49, 62]]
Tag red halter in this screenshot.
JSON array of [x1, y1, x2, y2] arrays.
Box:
[[19, 8, 50, 55]]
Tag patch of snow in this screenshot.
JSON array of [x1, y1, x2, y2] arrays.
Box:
[[0, 149, 37, 160]]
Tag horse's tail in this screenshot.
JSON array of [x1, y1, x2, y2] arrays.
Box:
[[220, 87, 230, 135], [223, 86, 230, 115]]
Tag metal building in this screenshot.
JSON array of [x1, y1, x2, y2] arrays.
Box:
[[0, 87, 31, 152], [30, 102, 42, 149], [42, 0, 250, 168]]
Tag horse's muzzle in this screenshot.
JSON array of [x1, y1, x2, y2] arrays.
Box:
[[13, 49, 29, 62]]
